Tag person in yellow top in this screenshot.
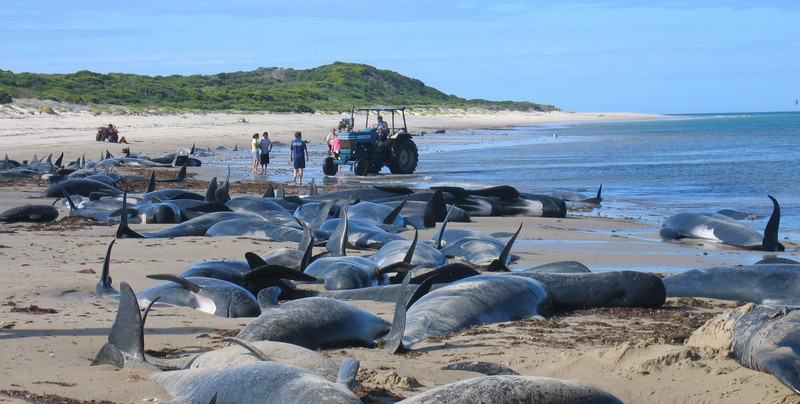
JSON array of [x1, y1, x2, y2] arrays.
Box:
[[251, 133, 260, 173]]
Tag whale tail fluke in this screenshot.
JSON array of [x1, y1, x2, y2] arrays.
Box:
[[92, 282, 147, 368], [381, 272, 412, 354], [381, 270, 438, 354]]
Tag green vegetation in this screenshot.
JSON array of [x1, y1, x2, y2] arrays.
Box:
[[0, 62, 558, 113]]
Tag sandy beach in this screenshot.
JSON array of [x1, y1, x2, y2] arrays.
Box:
[[1, 105, 799, 404]]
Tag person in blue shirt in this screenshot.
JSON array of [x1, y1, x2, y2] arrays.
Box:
[[259, 131, 273, 174], [289, 131, 308, 185]]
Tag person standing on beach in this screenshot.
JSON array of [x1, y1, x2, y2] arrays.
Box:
[[289, 131, 308, 185], [259, 131, 273, 174], [250, 133, 260, 173], [325, 127, 336, 156], [331, 131, 341, 159]]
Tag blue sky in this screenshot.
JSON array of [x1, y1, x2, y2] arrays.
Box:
[[2, 1, 798, 114]]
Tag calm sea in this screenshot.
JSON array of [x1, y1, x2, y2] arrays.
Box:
[[213, 111, 800, 243]]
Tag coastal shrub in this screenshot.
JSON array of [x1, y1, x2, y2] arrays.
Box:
[[38, 105, 56, 115], [0, 86, 13, 104]]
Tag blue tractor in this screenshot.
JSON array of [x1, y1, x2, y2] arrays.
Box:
[[323, 106, 419, 176]]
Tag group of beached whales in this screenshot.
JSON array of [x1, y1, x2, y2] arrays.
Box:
[[79, 176, 633, 402], [65, 171, 797, 401], [3, 150, 800, 400]]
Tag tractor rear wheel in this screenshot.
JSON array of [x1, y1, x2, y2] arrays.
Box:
[[108, 132, 118, 143], [389, 138, 418, 174], [96, 131, 102, 141], [354, 159, 369, 176], [322, 157, 338, 175]]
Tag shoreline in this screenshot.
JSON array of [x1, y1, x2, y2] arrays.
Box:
[[0, 104, 663, 156], [1, 109, 798, 403]]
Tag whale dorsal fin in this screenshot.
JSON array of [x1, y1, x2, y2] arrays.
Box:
[[263, 183, 275, 198], [214, 167, 231, 203], [762, 195, 784, 252], [326, 204, 348, 257], [432, 205, 456, 250], [56, 182, 78, 212], [309, 201, 334, 231], [95, 239, 118, 297], [487, 223, 522, 272], [257, 286, 281, 310], [147, 172, 156, 193], [116, 190, 145, 239], [299, 225, 315, 273], [245, 252, 268, 270], [205, 177, 218, 203], [309, 178, 317, 196], [379, 231, 419, 275], [174, 165, 187, 181], [383, 195, 409, 225]]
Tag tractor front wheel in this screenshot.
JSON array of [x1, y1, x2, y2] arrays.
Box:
[[322, 157, 338, 175]]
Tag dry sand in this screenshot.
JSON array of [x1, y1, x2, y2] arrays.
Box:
[[1, 105, 799, 403]]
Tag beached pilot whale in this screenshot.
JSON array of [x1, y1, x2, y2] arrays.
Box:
[[92, 282, 362, 403], [659, 195, 783, 251], [136, 274, 261, 318], [698, 303, 800, 395], [663, 263, 800, 305], [236, 292, 392, 349], [384, 274, 552, 352], [41, 178, 123, 198], [395, 375, 623, 404], [509, 270, 666, 311], [433, 185, 568, 218], [0, 204, 59, 223]]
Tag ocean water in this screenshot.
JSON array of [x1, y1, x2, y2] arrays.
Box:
[[211, 111, 800, 243]]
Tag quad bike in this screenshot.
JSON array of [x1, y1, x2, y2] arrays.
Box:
[[96, 124, 119, 143]]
